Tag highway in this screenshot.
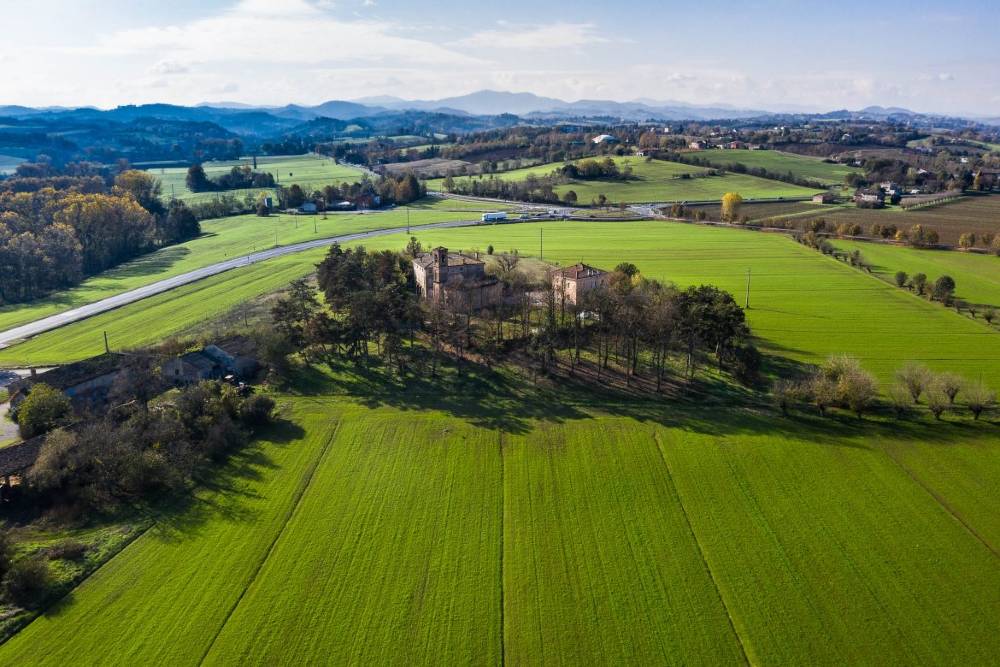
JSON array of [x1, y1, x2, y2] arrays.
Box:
[[0, 219, 481, 348]]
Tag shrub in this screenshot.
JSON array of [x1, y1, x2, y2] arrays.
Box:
[[239, 394, 276, 428], [909, 273, 928, 296], [932, 275, 956, 303], [985, 308, 997, 325], [16, 384, 71, 439], [46, 539, 88, 561], [0, 531, 11, 580], [894, 271, 908, 288], [4, 557, 53, 608], [809, 376, 838, 416], [896, 362, 932, 403], [963, 381, 996, 420]]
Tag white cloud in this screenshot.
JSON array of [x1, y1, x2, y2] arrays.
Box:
[[147, 60, 190, 76], [455, 22, 605, 51], [76, 0, 481, 69]]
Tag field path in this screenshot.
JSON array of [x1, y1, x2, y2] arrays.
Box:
[[0, 219, 480, 348]]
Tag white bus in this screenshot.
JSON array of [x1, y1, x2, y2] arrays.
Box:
[[481, 211, 508, 222]]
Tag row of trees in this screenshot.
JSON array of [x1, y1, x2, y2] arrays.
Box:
[[775, 358, 996, 420], [185, 164, 275, 192], [0, 170, 199, 303]]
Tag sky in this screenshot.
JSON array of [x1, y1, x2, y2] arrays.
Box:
[[2, 0, 998, 115]]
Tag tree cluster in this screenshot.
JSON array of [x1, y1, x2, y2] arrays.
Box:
[[0, 170, 199, 303], [185, 164, 275, 193], [26, 380, 275, 514]]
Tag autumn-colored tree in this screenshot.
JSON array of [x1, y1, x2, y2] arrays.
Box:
[[721, 192, 744, 222]]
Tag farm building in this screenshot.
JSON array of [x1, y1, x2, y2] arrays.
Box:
[[8, 353, 123, 412], [812, 192, 836, 203], [551, 263, 610, 306], [413, 247, 501, 311], [854, 189, 886, 208], [592, 134, 618, 145], [688, 140, 708, 150], [162, 342, 258, 386], [0, 438, 44, 499]]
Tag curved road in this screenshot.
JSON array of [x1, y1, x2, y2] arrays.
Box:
[[0, 219, 481, 348]]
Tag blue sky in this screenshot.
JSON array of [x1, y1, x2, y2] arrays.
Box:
[[2, 0, 997, 114]]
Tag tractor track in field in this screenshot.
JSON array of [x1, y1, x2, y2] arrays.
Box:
[[882, 445, 1000, 559], [196, 419, 342, 666], [652, 431, 752, 666]]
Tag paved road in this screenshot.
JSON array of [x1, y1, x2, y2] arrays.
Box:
[[0, 219, 481, 348]]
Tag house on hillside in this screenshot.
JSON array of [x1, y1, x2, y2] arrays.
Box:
[[413, 247, 502, 311], [854, 189, 886, 208], [688, 140, 708, 150], [551, 263, 610, 306]]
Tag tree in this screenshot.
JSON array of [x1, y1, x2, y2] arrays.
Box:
[[16, 384, 71, 438], [932, 275, 956, 303], [963, 380, 996, 420], [888, 383, 912, 418], [720, 192, 744, 222], [984, 307, 996, 325], [563, 190, 578, 205], [773, 379, 802, 415], [925, 387, 949, 420], [164, 199, 200, 241], [894, 271, 908, 288], [185, 164, 211, 192], [113, 170, 165, 217], [896, 362, 931, 403], [959, 232, 976, 249], [405, 236, 423, 259], [936, 372, 963, 404], [838, 367, 879, 418], [909, 273, 928, 296]]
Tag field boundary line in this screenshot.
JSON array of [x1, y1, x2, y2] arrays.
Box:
[[881, 445, 1000, 559], [652, 430, 752, 666], [196, 419, 342, 665]]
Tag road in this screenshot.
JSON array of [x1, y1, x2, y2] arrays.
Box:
[[0, 219, 481, 348]]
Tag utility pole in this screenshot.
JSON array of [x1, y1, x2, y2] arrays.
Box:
[[745, 268, 751, 309], [406, 207, 410, 234], [540, 228, 543, 261], [103, 331, 110, 354]]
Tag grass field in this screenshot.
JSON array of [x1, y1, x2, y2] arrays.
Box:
[[0, 204, 481, 336], [824, 194, 1000, 245], [149, 154, 365, 204], [685, 149, 858, 184], [425, 156, 822, 204], [834, 239, 1000, 307], [7, 221, 1000, 389], [3, 367, 999, 664]]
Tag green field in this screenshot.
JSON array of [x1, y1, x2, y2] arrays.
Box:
[[689, 149, 858, 184], [3, 368, 1000, 664], [0, 205, 481, 336], [425, 156, 822, 204], [824, 195, 1000, 246], [6, 221, 1000, 389], [149, 154, 365, 204], [834, 239, 1000, 307]]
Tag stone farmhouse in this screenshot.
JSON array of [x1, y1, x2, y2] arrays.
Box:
[[551, 263, 609, 305], [413, 247, 502, 311]]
